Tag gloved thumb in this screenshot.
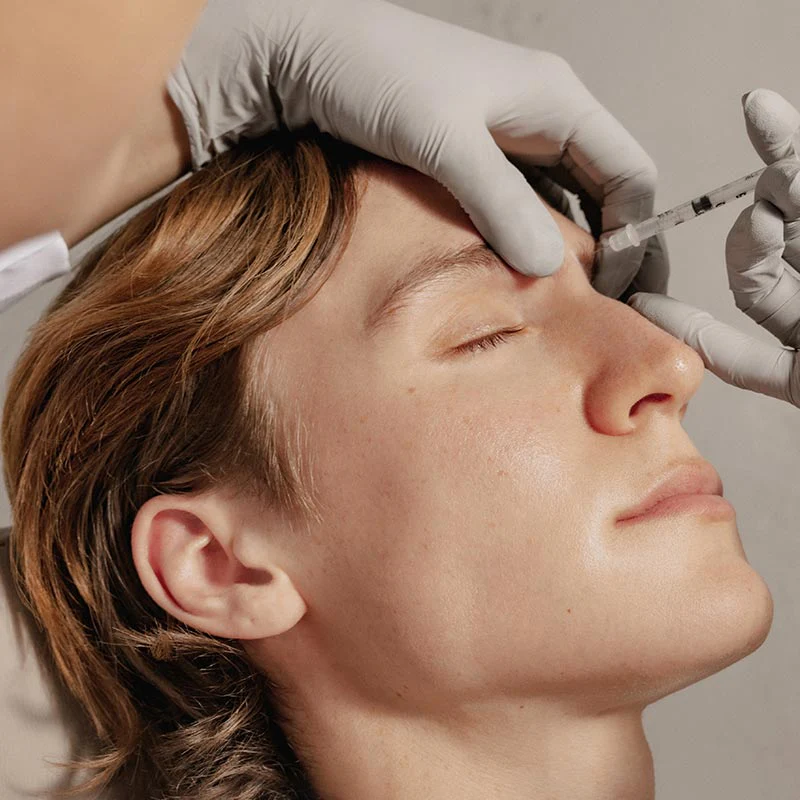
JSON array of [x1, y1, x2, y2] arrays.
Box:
[[628, 291, 798, 404], [742, 89, 800, 164], [431, 125, 565, 277]]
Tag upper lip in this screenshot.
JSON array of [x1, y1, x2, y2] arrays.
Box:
[[617, 460, 724, 523]]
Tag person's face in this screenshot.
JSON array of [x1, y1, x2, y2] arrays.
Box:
[[257, 161, 773, 714]]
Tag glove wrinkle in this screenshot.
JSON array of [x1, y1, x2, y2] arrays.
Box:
[[745, 268, 800, 348]]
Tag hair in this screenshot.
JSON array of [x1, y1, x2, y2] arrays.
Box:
[[2, 129, 372, 799]]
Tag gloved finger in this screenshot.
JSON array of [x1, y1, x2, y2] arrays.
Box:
[[742, 89, 800, 164], [628, 292, 800, 406], [726, 199, 800, 347], [433, 124, 565, 277], [504, 160, 575, 222], [616, 233, 669, 303], [527, 162, 602, 237], [559, 102, 660, 298], [593, 239, 650, 299], [754, 158, 800, 269]]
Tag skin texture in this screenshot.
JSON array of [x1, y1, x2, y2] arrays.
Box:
[[2, 2, 199, 249], [132, 161, 774, 800]]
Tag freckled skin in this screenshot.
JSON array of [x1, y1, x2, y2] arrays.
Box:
[[243, 161, 773, 800]]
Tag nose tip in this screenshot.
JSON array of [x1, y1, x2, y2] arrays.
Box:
[[583, 301, 705, 436]]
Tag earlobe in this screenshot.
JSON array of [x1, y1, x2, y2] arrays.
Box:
[[130, 491, 307, 641]]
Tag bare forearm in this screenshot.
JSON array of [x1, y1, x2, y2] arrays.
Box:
[[61, 87, 191, 247], [0, 0, 204, 250]]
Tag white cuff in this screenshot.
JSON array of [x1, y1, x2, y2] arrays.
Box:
[[0, 232, 70, 313]]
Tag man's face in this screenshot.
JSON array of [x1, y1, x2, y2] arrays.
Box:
[[258, 161, 773, 713]]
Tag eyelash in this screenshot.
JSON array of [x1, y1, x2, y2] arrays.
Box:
[[454, 326, 526, 355], [448, 247, 596, 358]]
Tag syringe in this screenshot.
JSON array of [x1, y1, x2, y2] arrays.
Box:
[[601, 166, 767, 252]]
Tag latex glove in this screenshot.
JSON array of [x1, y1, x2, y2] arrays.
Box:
[[167, 0, 665, 293], [628, 89, 800, 407]]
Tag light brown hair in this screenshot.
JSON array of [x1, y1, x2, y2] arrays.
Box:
[[2, 130, 370, 799]]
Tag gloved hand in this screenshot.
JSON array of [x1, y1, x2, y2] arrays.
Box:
[[629, 89, 800, 407], [167, 0, 665, 295]]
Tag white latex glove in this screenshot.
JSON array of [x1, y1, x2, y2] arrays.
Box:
[[629, 89, 800, 407], [167, 0, 665, 295]]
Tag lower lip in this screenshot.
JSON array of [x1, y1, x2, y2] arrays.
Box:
[[618, 493, 735, 525]]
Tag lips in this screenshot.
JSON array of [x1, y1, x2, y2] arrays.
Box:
[[616, 460, 725, 523]]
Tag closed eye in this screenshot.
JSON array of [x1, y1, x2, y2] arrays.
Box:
[[453, 326, 526, 355]]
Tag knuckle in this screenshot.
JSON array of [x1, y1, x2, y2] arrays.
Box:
[[628, 156, 659, 190], [534, 50, 575, 77], [725, 207, 754, 256], [612, 156, 659, 202]]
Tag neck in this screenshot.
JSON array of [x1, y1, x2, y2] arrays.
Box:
[[282, 687, 655, 800]]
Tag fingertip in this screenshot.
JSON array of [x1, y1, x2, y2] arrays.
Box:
[[741, 88, 800, 163], [742, 87, 779, 115], [741, 88, 765, 111], [627, 291, 671, 319], [627, 292, 644, 307], [754, 158, 800, 217], [484, 195, 565, 277], [505, 228, 565, 277], [433, 128, 566, 278]]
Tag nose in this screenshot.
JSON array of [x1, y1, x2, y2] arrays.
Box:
[[579, 295, 705, 435]]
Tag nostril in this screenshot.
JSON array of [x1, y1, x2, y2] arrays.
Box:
[[630, 392, 671, 416]]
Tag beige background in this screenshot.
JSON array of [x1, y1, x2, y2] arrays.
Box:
[[2, 0, 799, 797]]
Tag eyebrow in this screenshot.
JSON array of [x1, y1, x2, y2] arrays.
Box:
[[364, 236, 597, 335], [364, 241, 502, 334]]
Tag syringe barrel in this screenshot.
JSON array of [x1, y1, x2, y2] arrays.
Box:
[[647, 202, 698, 236], [704, 167, 765, 207], [602, 166, 766, 253]]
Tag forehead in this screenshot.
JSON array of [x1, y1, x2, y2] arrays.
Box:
[[288, 162, 480, 325], [337, 161, 594, 305], [350, 161, 479, 264]]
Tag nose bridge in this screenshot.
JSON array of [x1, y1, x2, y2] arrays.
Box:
[[574, 294, 705, 434]]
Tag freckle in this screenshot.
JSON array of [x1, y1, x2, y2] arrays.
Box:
[[567, 608, 571, 613], [407, 386, 416, 394], [359, 415, 367, 424]]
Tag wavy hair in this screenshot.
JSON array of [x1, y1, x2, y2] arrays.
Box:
[[2, 129, 369, 799]]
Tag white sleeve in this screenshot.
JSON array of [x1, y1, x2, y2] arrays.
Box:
[[0, 232, 70, 313]]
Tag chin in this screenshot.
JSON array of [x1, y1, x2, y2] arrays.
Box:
[[715, 565, 774, 663], [693, 516, 774, 657], [674, 561, 774, 697], [632, 560, 775, 709]]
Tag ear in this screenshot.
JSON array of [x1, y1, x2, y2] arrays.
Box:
[[131, 490, 307, 640]]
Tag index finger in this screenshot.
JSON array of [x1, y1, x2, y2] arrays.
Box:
[[557, 100, 660, 298]]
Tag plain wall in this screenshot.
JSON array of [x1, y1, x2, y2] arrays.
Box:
[[1, 1, 798, 797]]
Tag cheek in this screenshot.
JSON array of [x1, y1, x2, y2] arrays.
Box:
[[321, 375, 580, 527], [305, 377, 620, 697], [310, 368, 593, 610]]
